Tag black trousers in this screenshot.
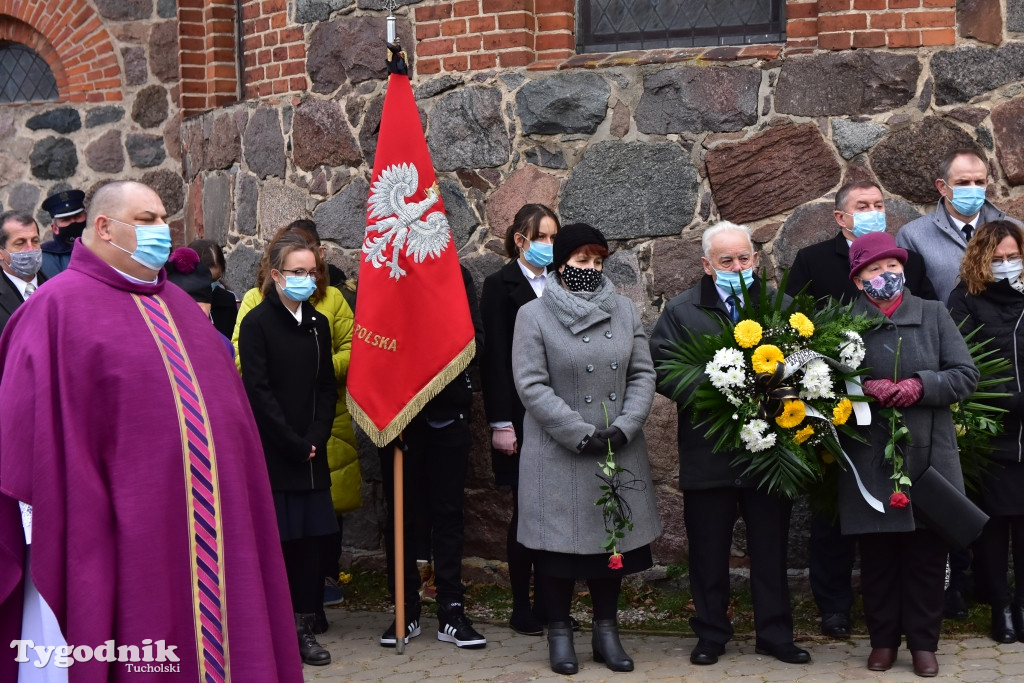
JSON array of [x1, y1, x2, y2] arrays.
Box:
[[683, 486, 794, 647], [282, 537, 322, 614], [381, 417, 471, 609], [859, 529, 947, 651], [974, 515, 1024, 607], [808, 512, 856, 615]]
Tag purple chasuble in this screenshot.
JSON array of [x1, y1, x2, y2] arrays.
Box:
[[0, 242, 302, 681]]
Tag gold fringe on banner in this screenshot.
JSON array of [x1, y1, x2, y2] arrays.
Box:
[[347, 339, 476, 447]]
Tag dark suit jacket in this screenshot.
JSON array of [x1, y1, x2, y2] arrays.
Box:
[[0, 270, 46, 336], [787, 232, 938, 305], [480, 259, 540, 486]]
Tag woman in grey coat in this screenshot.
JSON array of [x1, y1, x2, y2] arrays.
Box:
[[840, 232, 978, 678], [513, 224, 661, 676]]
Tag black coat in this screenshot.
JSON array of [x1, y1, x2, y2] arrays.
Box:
[[0, 270, 46, 336], [480, 260, 538, 485], [650, 274, 780, 490], [787, 232, 938, 305], [210, 285, 238, 339], [238, 289, 337, 492], [948, 279, 1024, 463]]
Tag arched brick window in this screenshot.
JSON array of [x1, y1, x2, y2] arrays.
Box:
[[577, 0, 786, 52], [0, 41, 58, 103]]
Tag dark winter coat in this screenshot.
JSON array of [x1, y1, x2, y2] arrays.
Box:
[[650, 274, 782, 490], [837, 292, 978, 535], [238, 288, 336, 492], [787, 232, 937, 305], [480, 259, 539, 485], [948, 279, 1024, 463], [210, 284, 238, 339], [0, 270, 46, 336]]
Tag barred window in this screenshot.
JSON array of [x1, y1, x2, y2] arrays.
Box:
[[577, 0, 786, 53], [0, 42, 59, 104]]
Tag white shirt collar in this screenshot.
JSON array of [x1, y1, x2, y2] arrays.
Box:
[[517, 259, 547, 297], [3, 270, 38, 298], [715, 284, 742, 306], [112, 266, 158, 284]]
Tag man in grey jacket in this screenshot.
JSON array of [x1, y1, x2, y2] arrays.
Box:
[[650, 222, 809, 667], [897, 148, 1023, 305]]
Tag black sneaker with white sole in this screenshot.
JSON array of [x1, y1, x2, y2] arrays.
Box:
[[437, 604, 487, 649], [379, 616, 421, 647]]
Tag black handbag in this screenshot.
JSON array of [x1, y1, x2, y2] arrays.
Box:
[[911, 465, 988, 551]]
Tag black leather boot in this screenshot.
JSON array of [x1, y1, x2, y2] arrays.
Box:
[[591, 619, 633, 672], [296, 613, 331, 666], [992, 605, 1016, 643], [547, 622, 578, 675], [1013, 603, 1024, 643]]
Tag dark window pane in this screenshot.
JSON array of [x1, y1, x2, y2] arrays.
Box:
[[578, 0, 786, 52], [0, 42, 59, 104]]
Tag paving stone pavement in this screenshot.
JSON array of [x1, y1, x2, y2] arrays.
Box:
[[303, 609, 1024, 682]]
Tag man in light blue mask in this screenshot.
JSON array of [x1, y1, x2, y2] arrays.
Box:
[[650, 222, 811, 667], [897, 148, 1023, 306], [91, 183, 173, 281]]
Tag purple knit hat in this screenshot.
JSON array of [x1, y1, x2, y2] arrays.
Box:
[[848, 231, 907, 280]]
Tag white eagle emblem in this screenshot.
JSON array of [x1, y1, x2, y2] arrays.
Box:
[[363, 163, 452, 280]]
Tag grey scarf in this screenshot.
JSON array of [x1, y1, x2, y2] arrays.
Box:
[[542, 271, 617, 331]]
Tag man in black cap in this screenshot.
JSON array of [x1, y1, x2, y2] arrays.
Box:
[[40, 189, 86, 279]]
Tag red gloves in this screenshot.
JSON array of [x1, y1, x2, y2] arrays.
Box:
[[491, 425, 517, 454], [863, 377, 923, 408]]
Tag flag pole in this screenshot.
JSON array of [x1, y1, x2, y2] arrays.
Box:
[[393, 439, 406, 654]]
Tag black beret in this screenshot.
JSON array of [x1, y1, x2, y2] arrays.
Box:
[[552, 223, 609, 269], [41, 190, 85, 219]]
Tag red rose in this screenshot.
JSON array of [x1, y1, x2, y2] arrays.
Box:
[[608, 553, 623, 570], [890, 491, 910, 509]]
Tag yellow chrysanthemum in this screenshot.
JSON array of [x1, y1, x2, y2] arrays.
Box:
[[734, 319, 763, 348], [794, 425, 814, 444], [789, 312, 815, 338], [775, 400, 806, 429], [832, 398, 853, 426], [821, 451, 836, 464], [751, 344, 785, 374]]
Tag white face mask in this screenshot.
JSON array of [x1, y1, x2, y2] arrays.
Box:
[[993, 259, 1024, 284]]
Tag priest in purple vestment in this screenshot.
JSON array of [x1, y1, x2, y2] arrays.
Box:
[[0, 181, 303, 681]]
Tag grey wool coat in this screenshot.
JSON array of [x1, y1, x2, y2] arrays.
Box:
[[512, 273, 662, 556], [838, 292, 979, 536]]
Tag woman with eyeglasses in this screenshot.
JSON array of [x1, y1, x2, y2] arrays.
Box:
[[949, 220, 1024, 644], [238, 230, 337, 667]]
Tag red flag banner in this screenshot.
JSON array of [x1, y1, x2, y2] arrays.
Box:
[[346, 72, 475, 447]]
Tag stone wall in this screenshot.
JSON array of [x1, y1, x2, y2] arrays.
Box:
[[0, 4, 184, 240], [177, 11, 1024, 570]]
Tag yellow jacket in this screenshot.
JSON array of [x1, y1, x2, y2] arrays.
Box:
[[233, 286, 362, 514]]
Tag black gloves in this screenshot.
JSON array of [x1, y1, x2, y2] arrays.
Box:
[[579, 427, 627, 454]]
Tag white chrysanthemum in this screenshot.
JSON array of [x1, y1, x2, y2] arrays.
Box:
[[838, 331, 866, 369], [740, 419, 776, 451], [712, 347, 745, 369], [724, 366, 746, 386], [799, 359, 835, 399]]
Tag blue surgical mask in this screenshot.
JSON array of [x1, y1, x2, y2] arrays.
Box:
[[522, 239, 553, 268], [280, 275, 316, 302], [715, 267, 754, 293], [848, 210, 887, 238], [949, 185, 986, 217], [108, 219, 172, 271]]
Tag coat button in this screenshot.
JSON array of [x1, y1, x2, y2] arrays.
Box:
[[734, 479, 743, 486], [584, 395, 593, 403], [605, 330, 612, 339], [586, 364, 594, 372], [610, 361, 618, 370], [582, 336, 590, 343], [609, 393, 617, 401]]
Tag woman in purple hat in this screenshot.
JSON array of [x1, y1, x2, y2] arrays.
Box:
[[839, 231, 978, 677]]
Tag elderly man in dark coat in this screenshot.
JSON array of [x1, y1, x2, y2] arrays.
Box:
[[650, 221, 809, 666]]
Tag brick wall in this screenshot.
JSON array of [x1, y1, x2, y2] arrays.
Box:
[[179, 0, 240, 115], [816, 0, 956, 50], [0, 0, 121, 103], [239, 0, 307, 99]]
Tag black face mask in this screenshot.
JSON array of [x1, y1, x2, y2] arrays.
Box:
[[60, 220, 86, 244], [560, 264, 603, 292]]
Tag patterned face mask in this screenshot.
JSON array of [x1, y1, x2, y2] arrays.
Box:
[[560, 263, 603, 292], [860, 270, 905, 301]]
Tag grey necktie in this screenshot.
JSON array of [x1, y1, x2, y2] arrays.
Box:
[[23, 282, 35, 299]]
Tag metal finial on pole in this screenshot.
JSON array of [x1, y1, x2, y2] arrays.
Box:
[[385, 0, 398, 43], [384, 0, 408, 75]]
